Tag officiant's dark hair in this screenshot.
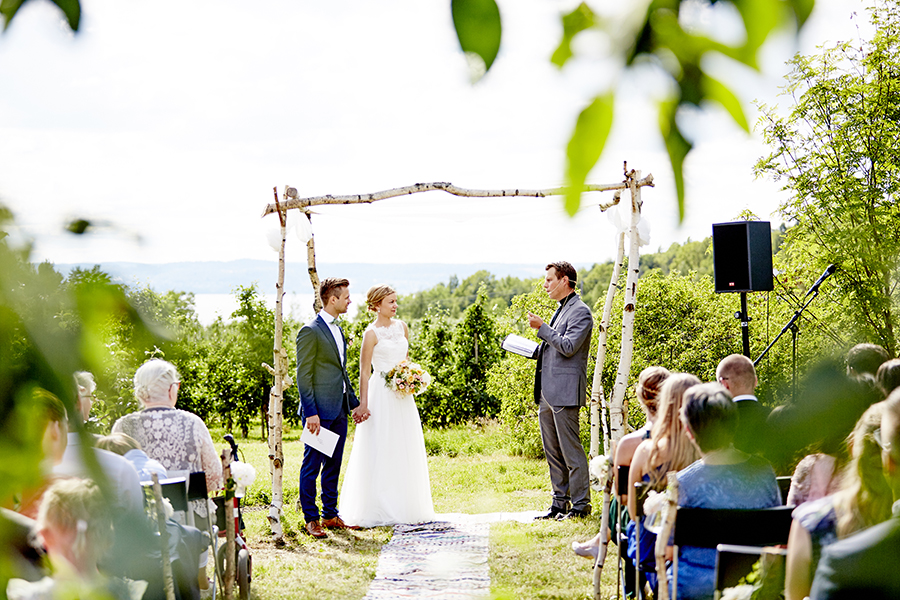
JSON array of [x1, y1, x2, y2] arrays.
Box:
[[546, 261, 577, 289], [320, 278, 350, 305]]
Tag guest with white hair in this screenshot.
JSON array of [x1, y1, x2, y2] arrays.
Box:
[[112, 359, 223, 523]]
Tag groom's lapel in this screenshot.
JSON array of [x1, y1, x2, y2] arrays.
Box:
[[315, 315, 342, 362]]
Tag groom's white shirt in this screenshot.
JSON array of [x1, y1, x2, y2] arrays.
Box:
[[318, 310, 345, 364]]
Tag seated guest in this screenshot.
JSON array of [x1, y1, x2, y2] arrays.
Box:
[[6, 478, 143, 600], [53, 378, 143, 516], [716, 354, 769, 456], [671, 382, 781, 600], [876, 358, 900, 396], [627, 373, 701, 597], [96, 433, 167, 483], [6, 390, 69, 519], [846, 343, 890, 378], [572, 366, 670, 565], [810, 389, 900, 599], [784, 402, 892, 600], [113, 359, 222, 526]]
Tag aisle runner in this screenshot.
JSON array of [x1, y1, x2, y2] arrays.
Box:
[[362, 512, 541, 600]]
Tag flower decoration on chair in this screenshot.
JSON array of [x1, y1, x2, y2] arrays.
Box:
[[230, 461, 257, 499], [589, 455, 611, 491], [382, 360, 432, 396]]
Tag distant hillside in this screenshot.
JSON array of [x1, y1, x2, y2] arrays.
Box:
[[51, 260, 551, 295]]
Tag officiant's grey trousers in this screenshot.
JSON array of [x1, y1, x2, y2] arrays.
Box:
[[539, 396, 591, 512]]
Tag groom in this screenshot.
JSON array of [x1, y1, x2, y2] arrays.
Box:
[[296, 277, 369, 538]]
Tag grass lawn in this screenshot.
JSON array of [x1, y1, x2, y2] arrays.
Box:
[[209, 421, 619, 600]]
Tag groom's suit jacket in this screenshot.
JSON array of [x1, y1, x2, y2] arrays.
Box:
[[296, 314, 359, 422], [533, 292, 593, 407]]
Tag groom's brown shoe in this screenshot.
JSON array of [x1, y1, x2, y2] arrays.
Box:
[[321, 516, 361, 530], [304, 520, 327, 539]]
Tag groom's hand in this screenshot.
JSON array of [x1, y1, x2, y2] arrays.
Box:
[[306, 415, 321, 435], [351, 406, 370, 424]]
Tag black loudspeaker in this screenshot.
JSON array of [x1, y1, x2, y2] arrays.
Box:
[[712, 221, 774, 293]]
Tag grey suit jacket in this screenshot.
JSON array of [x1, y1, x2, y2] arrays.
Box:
[[811, 516, 900, 600], [295, 314, 359, 422], [533, 293, 593, 407]]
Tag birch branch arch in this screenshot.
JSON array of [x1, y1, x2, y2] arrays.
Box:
[[260, 167, 653, 576]]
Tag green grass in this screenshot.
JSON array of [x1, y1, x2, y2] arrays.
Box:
[[213, 421, 619, 600]]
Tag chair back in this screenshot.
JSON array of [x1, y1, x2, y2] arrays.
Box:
[[142, 476, 189, 514], [670, 506, 792, 600], [187, 472, 209, 502], [776, 476, 792, 504], [617, 465, 630, 497]]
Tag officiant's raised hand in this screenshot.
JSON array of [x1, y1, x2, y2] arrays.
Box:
[[527, 312, 544, 329]]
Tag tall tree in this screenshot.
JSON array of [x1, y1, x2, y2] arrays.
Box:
[[756, 2, 900, 354]]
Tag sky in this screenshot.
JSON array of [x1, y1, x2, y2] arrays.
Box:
[[0, 0, 872, 270]]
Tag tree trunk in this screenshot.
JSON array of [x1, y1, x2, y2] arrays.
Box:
[[609, 169, 643, 445], [655, 472, 679, 600], [590, 223, 625, 459], [221, 452, 235, 600], [267, 189, 288, 544], [305, 210, 323, 313]]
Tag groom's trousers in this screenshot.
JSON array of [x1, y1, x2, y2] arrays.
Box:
[[538, 396, 591, 513], [299, 412, 348, 523]]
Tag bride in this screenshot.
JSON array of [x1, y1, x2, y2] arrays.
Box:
[[338, 284, 435, 527]]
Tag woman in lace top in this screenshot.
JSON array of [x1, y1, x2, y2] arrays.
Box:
[[112, 359, 223, 518]]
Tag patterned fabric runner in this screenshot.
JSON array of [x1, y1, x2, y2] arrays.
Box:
[[362, 512, 541, 599]]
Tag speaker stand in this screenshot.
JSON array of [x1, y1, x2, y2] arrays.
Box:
[[735, 292, 751, 358]]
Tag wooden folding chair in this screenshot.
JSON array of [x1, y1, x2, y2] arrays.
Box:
[[715, 543, 787, 599], [670, 506, 793, 600], [615, 465, 630, 600]]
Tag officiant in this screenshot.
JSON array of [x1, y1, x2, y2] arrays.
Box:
[[528, 261, 593, 521]]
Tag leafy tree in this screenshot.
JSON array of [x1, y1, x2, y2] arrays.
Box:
[[756, 3, 900, 354], [450, 285, 501, 420], [410, 307, 461, 427]]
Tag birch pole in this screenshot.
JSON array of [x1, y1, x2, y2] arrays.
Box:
[[590, 229, 626, 595], [265, 187, 289, 544], [608, 168, 643, 442], [655, 472, 679, 600], [304, 208, 322, 313], [590, 223, 626, 459]]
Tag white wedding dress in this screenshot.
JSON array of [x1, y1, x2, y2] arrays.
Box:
[[339, 319, 435, 527]]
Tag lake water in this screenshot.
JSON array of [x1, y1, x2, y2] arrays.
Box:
[[193, 293, 367, 325]]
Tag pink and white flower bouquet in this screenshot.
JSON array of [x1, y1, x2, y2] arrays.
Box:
[[382, 360, 432, 396]]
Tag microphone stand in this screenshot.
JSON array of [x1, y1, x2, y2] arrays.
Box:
[[754, 281, 827, 399]]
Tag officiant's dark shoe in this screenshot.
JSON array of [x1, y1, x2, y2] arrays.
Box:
[[322, 516, 360, 530], [557, 508, 591, 521], [304, 520, 328, 539], [536, 506, 568, 520]]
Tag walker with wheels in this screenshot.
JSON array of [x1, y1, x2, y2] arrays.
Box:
[[213, 434, 252, 600]]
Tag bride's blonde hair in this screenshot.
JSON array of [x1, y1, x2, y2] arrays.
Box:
[[366, 284, 396, 312]]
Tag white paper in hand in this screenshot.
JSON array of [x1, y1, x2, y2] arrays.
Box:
[[300, 426, 339, 458]]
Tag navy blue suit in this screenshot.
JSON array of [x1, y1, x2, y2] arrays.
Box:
[[296, 314, 359, 523]]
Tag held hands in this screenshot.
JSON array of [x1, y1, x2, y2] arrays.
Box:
[[527, 312, 544, 330], [352, 405, 371, 424]]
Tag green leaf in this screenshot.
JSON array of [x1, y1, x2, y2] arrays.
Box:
[[702, 74, 749, 132], [51, 0, 79, 31], [1, 0, 79, 31], [658, 100, 692, 222], [734, 0, 781, 69], [551, 2, 596, 69], [565, 92, 614, 216], [451, 0, 502, 81], [0, 0, 25, 30], [788, 0, 815, 28]]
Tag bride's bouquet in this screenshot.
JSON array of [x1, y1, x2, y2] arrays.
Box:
[[383, 359, 432, 396]]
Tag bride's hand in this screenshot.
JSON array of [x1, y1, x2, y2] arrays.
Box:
[[352, 405, 370, 423]]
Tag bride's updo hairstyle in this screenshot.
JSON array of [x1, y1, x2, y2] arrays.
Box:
[[366, 284, 396, 312], [134, 358, 180, 408]]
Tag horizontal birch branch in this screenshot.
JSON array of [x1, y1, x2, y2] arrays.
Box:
[[261, 177, 654, 217]]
